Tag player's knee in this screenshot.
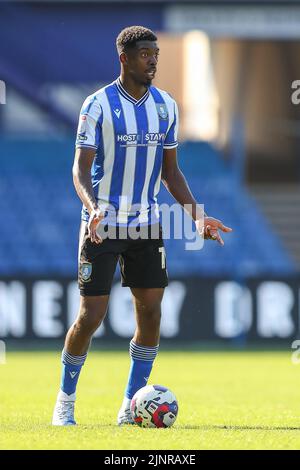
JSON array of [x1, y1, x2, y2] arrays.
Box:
[[75, 308, 103, 335], [145, 306, 161, 326]]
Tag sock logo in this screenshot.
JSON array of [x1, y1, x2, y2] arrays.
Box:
[[70, 371, 78, 379]]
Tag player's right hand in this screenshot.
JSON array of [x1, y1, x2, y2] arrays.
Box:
[[87, 208, 104, 244], [202, 216, 233, 246]]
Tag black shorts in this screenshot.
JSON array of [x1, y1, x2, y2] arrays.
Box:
[[78, 223, 168, 296]]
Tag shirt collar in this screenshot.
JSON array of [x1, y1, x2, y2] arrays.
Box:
[[116, 77, 150, 107]]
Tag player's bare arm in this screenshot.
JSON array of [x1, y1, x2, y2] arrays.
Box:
[[72, 147, 103, 244], [161, 147, 232, 245]]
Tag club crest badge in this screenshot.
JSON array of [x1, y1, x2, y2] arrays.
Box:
[[80, 262, 92, 282], [156, 103, 168, 120]]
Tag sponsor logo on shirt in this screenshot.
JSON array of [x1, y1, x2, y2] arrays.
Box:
[[117, 132, 166, 147], [77, 133, 88, 141], [78, 114, 87, 134]]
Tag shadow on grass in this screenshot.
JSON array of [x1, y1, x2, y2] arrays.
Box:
[[174, 424, 300, 431], [3, 423, 300, 432], [63, 424, 300, 432]]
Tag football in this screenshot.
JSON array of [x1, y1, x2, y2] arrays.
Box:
[[130, 385, 178, 428]]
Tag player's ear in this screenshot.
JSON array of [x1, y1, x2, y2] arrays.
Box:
[[120, 52, 128, 65]]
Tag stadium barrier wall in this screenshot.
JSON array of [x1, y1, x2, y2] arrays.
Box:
[[0, 277, 300, 342]]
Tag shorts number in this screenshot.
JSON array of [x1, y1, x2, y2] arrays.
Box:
[[159, 247, 166, 269]]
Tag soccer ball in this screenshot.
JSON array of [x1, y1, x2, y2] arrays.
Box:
[[130, 384, 178, 428]]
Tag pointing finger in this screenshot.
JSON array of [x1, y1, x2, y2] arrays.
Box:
[[219, 224, 233, 232], [215, 232, 224, 246]]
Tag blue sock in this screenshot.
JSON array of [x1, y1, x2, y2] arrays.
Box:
[[60, 349, 87, 396], [125, 340, 159, 399]]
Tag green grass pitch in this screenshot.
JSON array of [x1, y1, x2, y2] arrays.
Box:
[[0, 349, 300, 450]]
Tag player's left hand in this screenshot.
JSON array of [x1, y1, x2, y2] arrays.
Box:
[[197, 217, 232, 246]]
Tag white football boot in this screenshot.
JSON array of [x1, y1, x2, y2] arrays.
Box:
[[117, 397, 135, 426], [52, 390, 76, 426]]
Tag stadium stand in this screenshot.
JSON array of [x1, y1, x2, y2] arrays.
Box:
[[0, 138, 296, 276]]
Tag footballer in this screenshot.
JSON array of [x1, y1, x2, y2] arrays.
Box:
[[52, 25, 232, 426]]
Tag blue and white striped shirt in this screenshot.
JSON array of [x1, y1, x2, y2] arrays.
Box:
[[76, 78, 178, 226]]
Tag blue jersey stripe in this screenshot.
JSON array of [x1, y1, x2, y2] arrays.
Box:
[[92, 152, 104, 189], [94, 106, 103, 148], [92, 107, 104, 200], [164, 101, 177, 147], [105, 85, 126, 210], [147, 88, 169, 205], [132, 103, 149, 208], [81, 95, 96, 115]]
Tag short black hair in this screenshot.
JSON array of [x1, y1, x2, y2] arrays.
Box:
[[116, 26, 157, 54]]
